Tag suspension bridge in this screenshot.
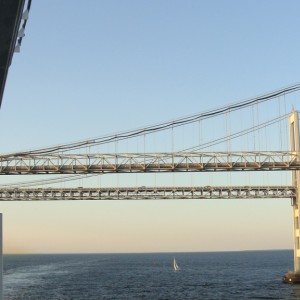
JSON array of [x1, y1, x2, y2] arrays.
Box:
[[0, 83, 299, 284], [0, 84, 299, 202], [0, 2, 299, 298]]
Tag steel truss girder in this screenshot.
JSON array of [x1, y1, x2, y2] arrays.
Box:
[[0, 151, 299, 175], [0, 186, 296, 201]]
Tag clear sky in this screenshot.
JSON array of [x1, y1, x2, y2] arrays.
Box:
[[0, 0, 300, 254]]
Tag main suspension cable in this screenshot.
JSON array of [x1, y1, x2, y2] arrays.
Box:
[[5, 83, 300, 156]]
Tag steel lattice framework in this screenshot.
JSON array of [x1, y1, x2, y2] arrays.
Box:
[[0, 151, 299, 175], [0, 186, 295, 201]]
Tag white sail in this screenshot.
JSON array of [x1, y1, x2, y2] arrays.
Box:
[[173, 258, 180, 271]]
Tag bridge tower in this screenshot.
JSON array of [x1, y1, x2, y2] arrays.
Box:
[[290, 110, 300, 272], [283, 110, 300, 283]]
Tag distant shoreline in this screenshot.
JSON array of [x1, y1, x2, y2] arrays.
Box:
[[3, 248, 293, 256]]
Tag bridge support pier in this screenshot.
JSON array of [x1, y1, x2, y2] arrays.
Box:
[[283, 110, 300, 283]]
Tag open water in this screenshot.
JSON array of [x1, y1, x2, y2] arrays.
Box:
[[3, 250, 300, 299]]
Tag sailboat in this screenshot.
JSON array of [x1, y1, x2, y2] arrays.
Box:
[[173, 257, 180, 271]]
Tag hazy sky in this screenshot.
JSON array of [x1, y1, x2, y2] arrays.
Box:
[[0, 0, 300, 254]]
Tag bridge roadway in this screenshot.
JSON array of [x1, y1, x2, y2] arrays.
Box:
[[0, 186, 295, 201], [0, 151, 299, 174]]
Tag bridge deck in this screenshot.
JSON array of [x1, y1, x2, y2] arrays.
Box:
[[0, 186, 295, 201], [0, 151, 299, 174]]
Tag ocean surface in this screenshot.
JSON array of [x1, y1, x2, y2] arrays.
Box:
[[3, 250, 300, 299]]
